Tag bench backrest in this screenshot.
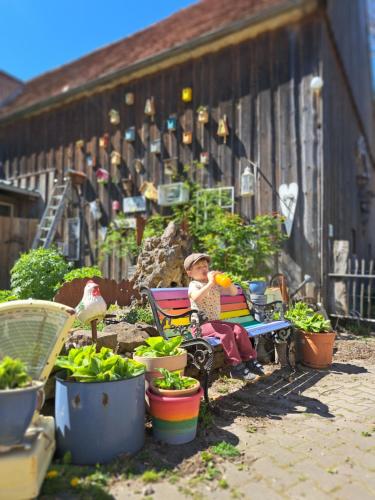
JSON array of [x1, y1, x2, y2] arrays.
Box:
[[150, 286, 256, 332]]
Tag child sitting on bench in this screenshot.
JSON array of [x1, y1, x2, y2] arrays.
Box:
[[184, 253, 264, 381]]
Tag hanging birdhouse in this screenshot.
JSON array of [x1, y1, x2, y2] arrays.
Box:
[[111, 151, 122, 167], [125, 127, 136, 142], [166, 116, 177, 132], [99, 133, 110, 148], [124, 92, 135, 105], [217, 114, 229, 143], [197, 106, 209, 124], [139, 181, 158, 202], [75, 139, 84, 149], [144, 97, 156, 120], [200, 151, 209, 165], [158, 182, 189, 206], [96, 168, 110, 184], [109, 109, 120, 125], [240, 165, 255, 197], [163, 158, 178, 177], [150, 138, 161, 154], [134, 158, 145, 174], [182, 131, 193, 145], [122, 178, 133, 196], [182, 87, 193, 102], [112, 200, 121, 212], [85, 154, 95, 167]]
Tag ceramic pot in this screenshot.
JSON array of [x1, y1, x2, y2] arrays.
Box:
[[299, 331, 336, 369]]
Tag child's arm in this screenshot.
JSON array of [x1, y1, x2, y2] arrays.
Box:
[[226, 283, 239, 296], [189, 271, 219, 303]]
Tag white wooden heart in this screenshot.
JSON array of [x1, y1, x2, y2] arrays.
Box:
[[278, 182, 299, 237]]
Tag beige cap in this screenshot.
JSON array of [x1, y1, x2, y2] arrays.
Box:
[[184, 253, 211, 271]]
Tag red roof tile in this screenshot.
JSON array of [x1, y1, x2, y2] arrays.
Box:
[[0, 0, 294, 119]]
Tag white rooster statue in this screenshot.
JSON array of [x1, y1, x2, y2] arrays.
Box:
[[75, 281, 107, 324]]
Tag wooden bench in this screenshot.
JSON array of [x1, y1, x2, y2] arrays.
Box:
[[141, 285, 293, 404]]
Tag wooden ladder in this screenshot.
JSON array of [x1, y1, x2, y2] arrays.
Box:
[[32, 180, 71, 249]]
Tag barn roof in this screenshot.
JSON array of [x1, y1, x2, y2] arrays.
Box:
[[0, 0, 313, 121]]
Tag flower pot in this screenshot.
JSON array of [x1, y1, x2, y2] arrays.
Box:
[[249, 281, 267, 295], [133, 351, 187, 383], [298, 331, 336, 369], [149, 379, 200, 398], [147, 387, 203, 444], [0, 381, 44, 446], [55, 373, 145, 464]]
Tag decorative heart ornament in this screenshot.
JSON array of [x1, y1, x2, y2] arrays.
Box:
[[278, 182, 299, 237]]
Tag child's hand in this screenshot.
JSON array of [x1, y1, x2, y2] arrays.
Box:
[[207, 271, 220, 284]]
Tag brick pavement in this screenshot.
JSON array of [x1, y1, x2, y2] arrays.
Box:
[[110, 355, 375, 500]]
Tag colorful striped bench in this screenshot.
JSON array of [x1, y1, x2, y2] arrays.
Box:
[[141, 285, 293, 403]]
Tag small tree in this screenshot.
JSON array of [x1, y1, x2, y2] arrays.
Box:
[[10, 247, 70, 300]]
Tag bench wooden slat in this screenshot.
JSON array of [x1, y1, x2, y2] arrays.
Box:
[[151, 289, 189, 300], [156, 298, 191, 309], [221, 295, 246, 304], [221, 302, 248, 312], [219, 309, 249, 320], [225, 315, 256, 326], [164, 317, 190, 327], [158, 307, 190, 318]]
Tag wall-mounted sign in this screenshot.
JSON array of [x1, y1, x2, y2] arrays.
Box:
[[123, 196, 146, 213]]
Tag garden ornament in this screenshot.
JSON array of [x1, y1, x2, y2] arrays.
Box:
[[278, 182, 299, 237]]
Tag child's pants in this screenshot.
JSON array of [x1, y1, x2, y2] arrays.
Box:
[[199, 320, 257, 366]]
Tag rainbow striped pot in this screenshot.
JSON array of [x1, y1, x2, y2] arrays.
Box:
[[146, 388, 203, 445]]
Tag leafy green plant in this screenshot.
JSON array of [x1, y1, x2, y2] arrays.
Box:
[[133, 336, 184, 358], [122, 306, 154, 325], [55, 345, 145, 382], [153, 368, 197, 390], [0, 290, 18, 303], [285, 302, 332, 333], [62, 266, 102, 284], [10, 247, 70, 300], [0, 356, 32, 390]]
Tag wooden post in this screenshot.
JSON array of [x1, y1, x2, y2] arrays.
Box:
[[91, 319, 98, 348]]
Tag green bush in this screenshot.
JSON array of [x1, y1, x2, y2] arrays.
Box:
[[0, 290, 18, 303], [10, 248, 70, 300], [123, 306, 154, 325], [54, 266, 103, 292]]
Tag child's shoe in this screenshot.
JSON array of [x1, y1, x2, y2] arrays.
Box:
[[230, 363, 257, 381], [245, 359, 265, 376]]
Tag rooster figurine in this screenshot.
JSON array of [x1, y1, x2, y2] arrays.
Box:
[[75, 281, 107, 324]]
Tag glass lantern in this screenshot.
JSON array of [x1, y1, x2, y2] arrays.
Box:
[[241, 165, 255, 196]]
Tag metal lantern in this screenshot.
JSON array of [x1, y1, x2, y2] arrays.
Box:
[[109, 109, 120, 125], [217, 115, 229, 143], [144, 97, 156, 120], [241, 164, 255, 197], [182, 87, 193, 102], [111, 151, 122, 167], [124, 92, 135, 105]]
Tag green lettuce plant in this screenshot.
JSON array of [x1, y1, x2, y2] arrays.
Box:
[[285, 302, 332, 333], [134, 336, 184, 358], [0, 290, 18, 303], [153, 368, 197, 390], [0, 357, 32, 390], [55, 345, 145, 382]]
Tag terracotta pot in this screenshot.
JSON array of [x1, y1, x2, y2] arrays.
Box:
[[147, 387, 203, 445], [149, 379, 200, 398], [298, 330, 336, 369], [133, 350, 187, 383]]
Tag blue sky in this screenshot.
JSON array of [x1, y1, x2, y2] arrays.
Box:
[[0, 0, 197, 82]]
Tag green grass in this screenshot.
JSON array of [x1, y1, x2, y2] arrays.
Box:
[[211, 441, 241, 458]]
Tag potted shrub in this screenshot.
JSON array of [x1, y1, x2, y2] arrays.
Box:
[[0, 356, 44, 446], [133, 336, 187, 382], [55, 345, 146, 464], [147, 368, 203, 445], [285, 302, 336, 369]]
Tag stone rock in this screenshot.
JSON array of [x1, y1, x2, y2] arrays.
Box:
[[103, 322, 158, 354], [65, 329, 119, 351], [132, 221, 192, 293]]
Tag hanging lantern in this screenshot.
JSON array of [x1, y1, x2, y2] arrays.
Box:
[[99, 133, 110, 148], [166, 116, 177, 132], [182, 131, 193, 145], [124, 92, 135, 105], [182, 87, 193, 102], [197, 106, 209, 124], [111, 151, 122, 167], [200, 152, 209, 165], [144, 97, 156, 120], [217, 114, 229, 143], [134, 158, 144, 174], [124, 127, 136, 142], [96, 168, 110, 184], [112, 200, 121, 212], [109, 109, 120, 125], [241, 164, 255, 197]]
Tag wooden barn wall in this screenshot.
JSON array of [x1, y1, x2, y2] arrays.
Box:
[[0, 16, 323, 288], [326, 0, 374, 151], [322, 19, 373, 276]]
